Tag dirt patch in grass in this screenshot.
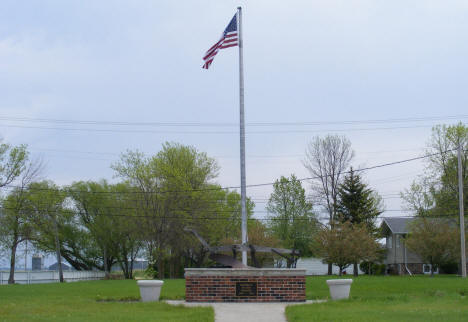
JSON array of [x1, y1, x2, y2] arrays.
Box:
[[96, 295, 141, 302]]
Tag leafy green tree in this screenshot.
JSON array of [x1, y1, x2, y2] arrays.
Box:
[[0, 141, 28, 188], [400, 176, 435, 217], [0, 154, 42, 284], [112, 143, 259, 276], [1, 188, 34, 283], [67, 180, 144, 278], [26, 181, 69, 282], [428, 123, 467, 217], [315, 221, 381, 276], [67, 180, 117, 275], [402, 123, 467, 217], [112, 142, 223, 278], [405, 218, 462, 276], [109, 182, 144, 279], [267, 175, 317, 257], [21, 181, 107, 273]]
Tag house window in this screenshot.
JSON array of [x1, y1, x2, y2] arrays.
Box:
[[386, 236, 392, 249], [423, 264, 439, 275], [396, 235, 400, 248]]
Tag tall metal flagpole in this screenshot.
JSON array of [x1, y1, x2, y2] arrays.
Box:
[[237, 6, 248, 266], [458, 143, 466, 277]]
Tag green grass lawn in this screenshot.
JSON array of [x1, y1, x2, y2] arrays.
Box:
[[288, 275, 468, 321], [0, 279, 212, 322], [1, 275, 468, 321]]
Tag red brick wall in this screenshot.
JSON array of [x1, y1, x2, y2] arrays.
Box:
[[185, 275, 306, 302]]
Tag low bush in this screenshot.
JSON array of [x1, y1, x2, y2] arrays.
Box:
[[103, 273, 124, 280], [144, 265, 159, 279], [359, 261, 386, 275], [440, 262, 458, 274]]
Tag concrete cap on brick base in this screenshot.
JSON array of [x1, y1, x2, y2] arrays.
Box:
[[184, 268, 306, 277]]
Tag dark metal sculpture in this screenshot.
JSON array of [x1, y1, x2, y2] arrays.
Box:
[[184, 228, 300, 268]]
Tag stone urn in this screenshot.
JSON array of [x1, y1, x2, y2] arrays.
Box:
[[326, 279, 352, 300], [137, 280, 164, 302]]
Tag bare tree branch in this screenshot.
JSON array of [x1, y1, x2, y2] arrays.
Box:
[[303, 135, 354, 225]]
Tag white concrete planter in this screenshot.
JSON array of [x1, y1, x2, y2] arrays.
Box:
[[137, 280, 164, 302], [326, 279, 352, 300]]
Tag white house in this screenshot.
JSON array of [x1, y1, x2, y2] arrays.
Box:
[[296, 257, 364, 275]]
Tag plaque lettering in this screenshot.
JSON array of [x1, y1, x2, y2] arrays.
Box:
[[236, 282, 257, 296]]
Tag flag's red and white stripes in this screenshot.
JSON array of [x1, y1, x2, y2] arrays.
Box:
[[202, 14, 238, 69], [203, 32, 238, 69]]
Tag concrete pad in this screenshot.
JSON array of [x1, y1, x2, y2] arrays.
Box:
[[166, 300, 324, 322]]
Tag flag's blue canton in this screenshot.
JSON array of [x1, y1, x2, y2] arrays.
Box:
[[224, 15, 237, 35]]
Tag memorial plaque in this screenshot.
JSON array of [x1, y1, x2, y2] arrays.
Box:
[[236, 282, 257, 297]]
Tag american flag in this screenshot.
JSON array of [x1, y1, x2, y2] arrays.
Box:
[[202, 13, 238, 69]]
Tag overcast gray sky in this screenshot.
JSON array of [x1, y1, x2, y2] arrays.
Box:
[[1, 0, 468, 227]]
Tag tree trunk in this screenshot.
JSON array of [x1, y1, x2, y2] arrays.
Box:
[[129, 259, 134, 279], [53, 217, 64, 283], [106, 256, 114, 274], [60, 252, 93, 271], [169, 257, 175, 279], [8, 242, 18, 284], [120, 259, 129, 279], [103, 248, 109, 278], [174, 256, 181, 278], [157, 248, 165, 279], [338, 266, 342, 276], [158, 259, 165, 279], [353, 263, 359, 277]]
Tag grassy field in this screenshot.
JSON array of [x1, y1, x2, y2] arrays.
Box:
[[0, 279, 212, 322], [288, 275, 468, 321], [1, 275, 468, 321]]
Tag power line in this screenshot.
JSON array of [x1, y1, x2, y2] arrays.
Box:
[[0, 206, 418, 221], [1, 114, 467, 127], [0, 206, 313, 221], [27, 147, 424, 162], [3, 148, 456, 195], [371, 170, 424, 184], [2, 123, 466, 135], [0, 195, 402, 216]]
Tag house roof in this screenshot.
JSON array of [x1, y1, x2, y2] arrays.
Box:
[[381, 216, 459, 235], [381, 217, 415, 234], [48, 262, 71, 270]]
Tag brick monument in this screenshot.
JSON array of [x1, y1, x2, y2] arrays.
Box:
[[185, 268, 306, 302]]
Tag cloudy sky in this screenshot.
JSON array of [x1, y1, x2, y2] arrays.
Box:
[[1, 0, 468, 228]]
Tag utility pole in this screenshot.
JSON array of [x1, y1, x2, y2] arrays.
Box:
[[24, 240, 27, 271], [458, 143, 466, 278]]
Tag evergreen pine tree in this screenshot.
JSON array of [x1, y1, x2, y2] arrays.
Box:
[[336, 168, 383, 231], [336, 168, 383, 276]]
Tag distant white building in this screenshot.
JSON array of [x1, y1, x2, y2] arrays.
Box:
[[296, 257, 364, 275], [111, 259, 148, 271], [32, 255, 44, 271]]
